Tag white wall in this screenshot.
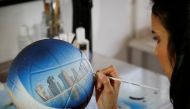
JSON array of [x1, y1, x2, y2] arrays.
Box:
[[135, 0, 152, 38], [93, 0, 133, 61], [0, 1, 43, 63], [0, 0, 160, 73], [60, 0, 73, 33], [0, 0, 73, 63], [93, 0, 152, 61], [92, 0, 163, 73]]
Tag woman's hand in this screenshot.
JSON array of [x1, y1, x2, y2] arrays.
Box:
[[95, 65, 121, 109]]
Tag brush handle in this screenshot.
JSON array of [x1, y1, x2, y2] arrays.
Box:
[[108, 76, 159, 91]]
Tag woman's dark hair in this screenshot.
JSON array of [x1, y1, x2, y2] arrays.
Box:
[[152, 0, 190, 108]]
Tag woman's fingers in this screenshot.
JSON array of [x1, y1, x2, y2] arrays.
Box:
[[99, 73, 113, 93], [101, 65, 119, 78], [96, 71, 113, 92], [95, 71, 103, 90], [95, 66, 120, 109], [100, 66, 121, 89]]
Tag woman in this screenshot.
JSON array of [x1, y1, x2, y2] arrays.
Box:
[[95, 0, 190, 109]]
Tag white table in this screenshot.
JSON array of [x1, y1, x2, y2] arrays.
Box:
[[0, 53, 173, 109], [87, 53, 173, 109]]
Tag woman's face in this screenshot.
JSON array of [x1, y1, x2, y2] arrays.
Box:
[[151, 14, 173, 79]]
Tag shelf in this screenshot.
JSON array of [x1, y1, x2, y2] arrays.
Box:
[[128, 35, 156, 54]]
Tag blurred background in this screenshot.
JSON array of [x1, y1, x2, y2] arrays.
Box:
[[0, 0, 163, 74], [0, 0, 173, 109]]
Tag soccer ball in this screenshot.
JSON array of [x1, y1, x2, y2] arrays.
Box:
[[7, 39, 94, 109]]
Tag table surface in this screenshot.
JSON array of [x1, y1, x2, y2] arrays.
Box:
[[0, 53, 173, 109], [90, 53, 173, 109]]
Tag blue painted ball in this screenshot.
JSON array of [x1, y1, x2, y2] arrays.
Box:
[[7, 39, 94, 109]]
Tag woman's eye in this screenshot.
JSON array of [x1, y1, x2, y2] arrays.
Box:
[[152, 36, 158, 40], [152, 36, 160, 43]]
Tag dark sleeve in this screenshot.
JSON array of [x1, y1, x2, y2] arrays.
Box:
[[185, 98, 190, 109]]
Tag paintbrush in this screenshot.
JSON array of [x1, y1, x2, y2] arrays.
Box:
[[107, 76, 159, 91], [85, 57, 159, 91]]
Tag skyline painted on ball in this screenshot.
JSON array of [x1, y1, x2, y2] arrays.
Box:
[[7, 39, 94, 108]]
